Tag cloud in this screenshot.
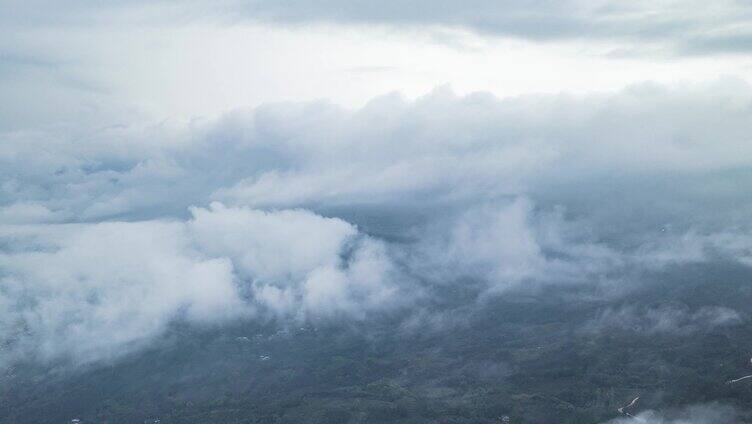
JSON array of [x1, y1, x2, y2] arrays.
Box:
[[0, 219, 242, 366], [0, 202, 69, 224], [0, 204, 400, 367], [8, 80, 749, 229], [235, 0, 752, 56], [4, 81, 752, 366], [197, 80, 752, 247], [4, 1, 752, 59], [3, 81, 752, 253], [584, 304, 743, 335], [408, 198, 620, 292], [188, 202, 402, 319], [604, 403, 740, 424]]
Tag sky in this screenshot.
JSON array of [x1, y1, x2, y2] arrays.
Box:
[[2, 2, 752, 399], [2, 0, 752, 130]]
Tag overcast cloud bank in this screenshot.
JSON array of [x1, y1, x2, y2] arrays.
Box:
[[4, 79, 752, 226]]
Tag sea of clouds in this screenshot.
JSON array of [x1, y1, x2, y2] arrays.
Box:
[[2, 79, 752, 366]]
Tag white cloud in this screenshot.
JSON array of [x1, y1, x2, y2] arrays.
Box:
[[188, 202, 402, 319], [0, 204, 401, 366], [8, 79, 752, 229], [0, 202, 69, 224], [409, 198, 619, 292], [585, 305, 743, 335], [604, 403, 740, 424], [4, 81, 752, 367], [0, 220, 242, 366], [237, 0, 752, 56]]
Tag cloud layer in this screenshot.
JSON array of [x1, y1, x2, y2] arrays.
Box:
[[604, 403, 740, 424], [3, 80, 752, 366], [241, 0, 752, 55], [0, 204, 398, 365], [4, 79, 752, 229], [6, 1, 752, 56]]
